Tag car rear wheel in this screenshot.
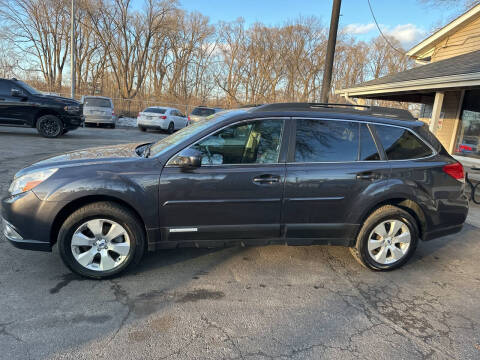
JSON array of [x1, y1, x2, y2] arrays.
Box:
[[350, 205, 418, 271], [167, 122, 174, 134], [139, 126, 146, 132], [58, 202, 145, 279], [36, 115, 63, 138]]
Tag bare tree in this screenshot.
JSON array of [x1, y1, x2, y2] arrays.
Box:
[[0, 0, 71, 91], [84, 0, 176, 99]]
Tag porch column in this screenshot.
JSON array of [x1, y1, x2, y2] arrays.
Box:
[[429, 91, 445, 134]]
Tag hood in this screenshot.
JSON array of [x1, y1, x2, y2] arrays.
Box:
[[38, 93, 81, 105], [15, 142, 147, 178]]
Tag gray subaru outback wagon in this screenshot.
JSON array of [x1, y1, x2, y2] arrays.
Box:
[[2, 103, 469, 279]]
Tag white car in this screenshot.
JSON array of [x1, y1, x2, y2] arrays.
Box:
[[137, 107, 188, 133]]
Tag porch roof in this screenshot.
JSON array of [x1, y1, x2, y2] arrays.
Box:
[[336, 50, 480, 102]]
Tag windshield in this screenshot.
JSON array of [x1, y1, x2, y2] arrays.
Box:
[[84, 97, 112, 108], [149, 110, 238, 157], [191, 107, 215, 116], [16, 80, 42, 95]]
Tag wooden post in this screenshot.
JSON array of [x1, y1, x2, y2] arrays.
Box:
[[449, 90, 465, 154], [429, 91, 445, 134]]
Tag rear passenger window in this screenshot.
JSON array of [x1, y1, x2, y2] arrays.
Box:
[[374, 125, 432, 160], [295, 119, 358, 162], [360, 124, 380, 161]]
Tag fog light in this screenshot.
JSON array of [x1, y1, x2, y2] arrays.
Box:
[[2, 218, 23, 241]]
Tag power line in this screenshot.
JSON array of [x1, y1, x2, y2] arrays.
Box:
[[367, 0, 406, 56]]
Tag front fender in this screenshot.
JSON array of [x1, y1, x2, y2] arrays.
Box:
[[32, 164, 160, 229]]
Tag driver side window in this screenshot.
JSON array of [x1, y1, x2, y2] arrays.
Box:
[[185, 119, 284, 165]]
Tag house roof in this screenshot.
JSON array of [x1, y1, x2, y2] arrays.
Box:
[[336, 50, 480, 98], [407, 4, 480, 60]]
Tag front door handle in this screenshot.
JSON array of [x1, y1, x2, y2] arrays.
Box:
[[253, 174, 280, 185], [356, 172, 380, 180]]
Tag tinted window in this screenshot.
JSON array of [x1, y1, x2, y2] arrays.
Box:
[[0, 80, 11, 96], [84, 97, 112, 108], [0, 80, 22, 96], [144, 108, 166, 114], [191, 107, 215, 116], [295, 119, 359, 162], [360, 124, 380, 161], [374, 125, 432, 160], [185, 119, 284, 165], [15, 80, 41, 95]]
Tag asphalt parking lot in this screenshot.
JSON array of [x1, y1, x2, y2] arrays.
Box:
[[0, 126, 479, 360]]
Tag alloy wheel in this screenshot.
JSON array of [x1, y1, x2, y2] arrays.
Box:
[[367, 219, 411, 265], [39, 117, 61, 137], [70, 219, 131, 271]]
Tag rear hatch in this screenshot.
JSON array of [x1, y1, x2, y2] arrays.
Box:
[[83, 98, 113, 120]]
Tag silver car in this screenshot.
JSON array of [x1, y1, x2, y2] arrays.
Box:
[[188, 106, 223, 124], [81, 96, 116, 128]]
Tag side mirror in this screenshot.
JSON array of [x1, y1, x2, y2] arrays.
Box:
[[169, 148, 202, 169], [178, 154, 202, 169], [11, 88, 26, 98]]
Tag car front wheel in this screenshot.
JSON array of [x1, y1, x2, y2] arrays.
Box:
[[36, 115, 63, 138], [350, 205, 418, 271], [58, 202, 145, 279]]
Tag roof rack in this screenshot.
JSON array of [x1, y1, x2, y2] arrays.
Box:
[[250, 102, 415, 120]]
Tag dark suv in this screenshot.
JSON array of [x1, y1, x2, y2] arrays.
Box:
[[0, 78, 83, 137], [1, 103, 468, 278]]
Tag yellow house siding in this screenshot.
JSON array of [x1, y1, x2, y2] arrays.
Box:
[[432, 16, 480, 61]]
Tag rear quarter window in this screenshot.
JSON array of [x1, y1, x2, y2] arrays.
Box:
[[374, 124, 433, 160]]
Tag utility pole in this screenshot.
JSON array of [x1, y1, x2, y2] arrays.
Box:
[[320, 0, 342, 103], [70, 0, 76, 99]]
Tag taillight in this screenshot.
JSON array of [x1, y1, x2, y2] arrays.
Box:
[[443, 162, 465, 182], [160, 115, 167, 119], [459, 145, 472, 151], [112, 110, 115, 116], [188, 116, 191, 121], [137, 112, 140, 118]]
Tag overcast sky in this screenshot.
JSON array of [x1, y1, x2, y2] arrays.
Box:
[[179, 0, 465, 50]]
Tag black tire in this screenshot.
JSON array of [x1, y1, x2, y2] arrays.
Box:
[[36, 115, 63, 138], [58, 202, 146, 279], [350, 205, 419, 271], [110, 123, 116, 129], [139, 126, 146, 132], [167, 122, 174, 134]]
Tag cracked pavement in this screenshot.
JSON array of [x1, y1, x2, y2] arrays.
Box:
[[0, 126, 479, 359]]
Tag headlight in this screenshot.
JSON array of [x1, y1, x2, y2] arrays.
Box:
[[9, 168, 58, 196], [64, 105, 80, 113]]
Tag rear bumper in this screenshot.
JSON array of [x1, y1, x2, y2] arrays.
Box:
[[84, 115, 115, 124], [137, 121, 168, 130]]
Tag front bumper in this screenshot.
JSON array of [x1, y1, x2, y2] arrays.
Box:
[[2, 217, 51, 251], [1, 191, 60, 252]]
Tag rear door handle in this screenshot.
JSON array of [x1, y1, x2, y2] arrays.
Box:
[[356, 173, 380, 180], [253, 174, 280, 184]]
